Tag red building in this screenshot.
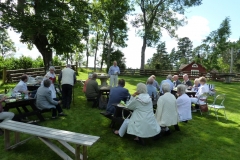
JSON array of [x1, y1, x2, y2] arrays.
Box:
[[179, 62, 206, 77]]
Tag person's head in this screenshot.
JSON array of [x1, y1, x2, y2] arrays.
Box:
[[147, 77, 154, 85], [151, 75, 156, 80], [177, 84, 186, 96], [136, 83, 147, 94], [88, 74, 93, 79], [118, 79, 125, 87], [199, 76, 207, 85], [194, 78, 200, 86], [162, 83, 170, 93], [66, 64, 71, 68], [173, 75, 179, 81], [43, 79, 51, 88], [113, 61, 117, 66], [183, 74, 189, 81], [166, 74, 172, 80], [92, 73, 97, 80], [49, 66, 55, 74], [21, 75, 28, 82]]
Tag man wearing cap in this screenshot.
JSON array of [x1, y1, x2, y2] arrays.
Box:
[[59, 64, 76, 109], [108, 61, 120, 87]]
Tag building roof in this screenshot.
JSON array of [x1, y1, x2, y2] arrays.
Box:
[[179, 64, 188, 70]]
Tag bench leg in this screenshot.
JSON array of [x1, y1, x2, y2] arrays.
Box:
[[75, 145, 80, 160], [82, 146, 87, 160], [4, 129, 10, 150]]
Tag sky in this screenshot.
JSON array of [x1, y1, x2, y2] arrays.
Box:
[[4, 0, 240, 68]]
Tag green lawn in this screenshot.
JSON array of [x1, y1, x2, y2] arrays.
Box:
[[0, 73, 240, 160]]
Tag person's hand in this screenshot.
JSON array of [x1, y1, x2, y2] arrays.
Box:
[[58, 101, 61, 104], [132, 92, 139, 97], [23, 90, 29, 94]]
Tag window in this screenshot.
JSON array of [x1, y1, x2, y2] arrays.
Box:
[[191, 70, 199, 77], [192, 64, 198, 68]]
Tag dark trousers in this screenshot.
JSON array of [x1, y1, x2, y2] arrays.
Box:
[[61, 84, 73, 108], [52, 98, 63, 117]]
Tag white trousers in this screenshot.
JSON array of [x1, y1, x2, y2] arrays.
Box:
[[191, 97, 206, 105], [0, 112, 14, 122], [110, 75, 118, 87]]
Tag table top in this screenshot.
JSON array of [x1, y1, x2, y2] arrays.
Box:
[[4, 97, 35, 104], [99, 86, 111, 91]]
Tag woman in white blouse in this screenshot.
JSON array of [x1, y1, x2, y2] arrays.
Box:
[[191, 77, 209, 104]]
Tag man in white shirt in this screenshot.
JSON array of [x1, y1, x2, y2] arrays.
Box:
[[108, 61, 120, 87], [58, 64, 76, 109], [12, 75, 29, 97]]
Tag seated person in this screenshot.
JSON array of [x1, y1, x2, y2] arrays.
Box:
[[106, 79, 130, 115], [12, 74, 36, 98], [191, 77, 209, 112], [85, 73, 99, 107], [114, 83, 160, 145], [35, 79, 66, 119], [172, 75, 181, 87], [150, 75, 160, 91], [160, 75, 174, 94], [146, 77, 157, 99], [182, 74, 192, 89], [176, 84, 192, 122], [82, 74, 92, 93], [155, 83, 179, 133], [191, 78, 200, 92], [0, 97, 15, 135]]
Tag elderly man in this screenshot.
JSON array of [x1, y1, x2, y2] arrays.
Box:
[[59, 64, 76, 109], [108, 61, 120, 87], [172, 75, 181, 88], [106, 79, 130, 114], [82, 74, 92, 93], [155, 83, 179, 135], [159, 75, 174, 94], [182, 74, 192, 88], [176, 84, 192, 122], [85, 73, 99, 100], [150, 75, 160, 91], [35, 79, 66, 119], [146, 77, 157, 99], [12, 74, 29, 97]]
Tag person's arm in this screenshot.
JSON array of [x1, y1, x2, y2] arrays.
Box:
[[117, 66, 120, 74], [46, 90, 59, 105], [155, 98, 164, 123], [58, 71, 62, 83], [94, 82, 99, 93], [126, 96, 137, 110], [108, 66, 112, 75]]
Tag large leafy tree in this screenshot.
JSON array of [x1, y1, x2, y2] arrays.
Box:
[[176, 37, 193, 64], [0, 28, 16, 58], [132, 0, 202, 69], [0, 0, 88, 70]]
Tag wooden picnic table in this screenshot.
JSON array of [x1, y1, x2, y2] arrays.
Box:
[[27, 84, 41, 91], [3, 98, 45, 122]]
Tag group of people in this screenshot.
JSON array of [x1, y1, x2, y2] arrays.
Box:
[[0, 64, 76, 130], [104, 74, 211, 144]]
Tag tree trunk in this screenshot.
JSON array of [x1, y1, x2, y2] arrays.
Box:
[[85, 36, 89, 69], [140, 35, 147, 69], [94, 32, 99, 72], [100, 32, 108, 71], [33, 34, 52, 72], [107, 29, 113, 70]]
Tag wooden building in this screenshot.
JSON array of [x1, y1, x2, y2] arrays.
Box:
[[179, 62, 206, 77]]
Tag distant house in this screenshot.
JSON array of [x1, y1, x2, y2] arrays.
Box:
[[179, 62, 206, 77]]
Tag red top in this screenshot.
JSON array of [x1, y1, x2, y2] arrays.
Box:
[[49, 77, 56, 83]]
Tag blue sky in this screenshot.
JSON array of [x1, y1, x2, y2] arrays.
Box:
[[7, 0, 240, 68]]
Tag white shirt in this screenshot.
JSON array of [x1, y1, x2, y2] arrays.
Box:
[[177, 94, 192, 121], [12, 80, 28, 96]]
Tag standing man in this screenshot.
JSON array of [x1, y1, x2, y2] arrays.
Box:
[[59, 64, 76, 109], [108, 61, 120, 87]]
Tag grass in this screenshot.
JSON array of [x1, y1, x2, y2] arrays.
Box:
[[0, 72, 240, 160]]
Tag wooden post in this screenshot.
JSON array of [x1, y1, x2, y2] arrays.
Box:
[[82, 146, 87, 160], [4, 129, 10, 150], [2, 67, 7, 84], [75, 145, 80, 160]]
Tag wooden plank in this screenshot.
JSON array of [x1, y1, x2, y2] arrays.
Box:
[[15, 132, 20, 144], [39, 137, 73, 160], [7, 136, 35, 150], [58, 141, 85, 160], [82, 146, 87, 160], [4, 129, 10, 150], [75, 145, 81, 160], [0, 120, 99, 146]]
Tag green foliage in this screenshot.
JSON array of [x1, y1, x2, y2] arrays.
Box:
[[52, 56, 63, 66], [176, 37, 193, 64], [0, 28, 16, 58]]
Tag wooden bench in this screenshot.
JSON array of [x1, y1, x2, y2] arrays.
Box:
[[0, 120, 100, 160]]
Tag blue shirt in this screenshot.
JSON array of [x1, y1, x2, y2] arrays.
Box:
[[153, 80, 160, 90], [160, 79, 174, 93], [146, 84, 157, 98], [108, 65, 120, 75]]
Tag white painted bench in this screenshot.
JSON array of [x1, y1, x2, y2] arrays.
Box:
[[0, 120, 100, 160]]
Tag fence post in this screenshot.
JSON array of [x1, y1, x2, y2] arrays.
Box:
[[2, 67, 7, 84]]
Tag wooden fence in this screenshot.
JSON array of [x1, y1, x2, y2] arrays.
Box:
[[2, 63, 78, 84]]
